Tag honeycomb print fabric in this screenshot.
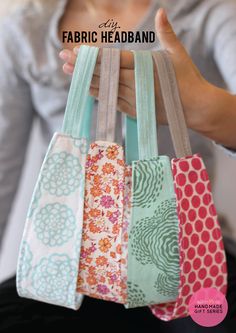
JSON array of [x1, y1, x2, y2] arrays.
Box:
[[17, 133, 88, 309], [126, 156, 180, 308], [151, 154, 227, 321], [77, 141, 128, 303]]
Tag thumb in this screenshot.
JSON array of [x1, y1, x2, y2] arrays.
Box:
[[155, 8, 185, 55]]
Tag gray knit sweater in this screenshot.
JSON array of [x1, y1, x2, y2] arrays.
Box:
[[0, 0, 236, 253]]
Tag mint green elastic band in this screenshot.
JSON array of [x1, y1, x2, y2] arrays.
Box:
[[61, 45, 99, 139], [80, 95, 95, 141], [125, 116, 139, 164], [125, 51, 158, 162]]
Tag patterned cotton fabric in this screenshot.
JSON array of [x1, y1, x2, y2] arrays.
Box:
[[77, 141, 128, 303], [126, 156, 180, 308], [151, 154, 227, 320], [17, 133, 87, 309]]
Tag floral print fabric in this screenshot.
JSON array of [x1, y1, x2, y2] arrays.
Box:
[[17, 134, 227, 315], [17, 133, 87, 309], [120, 166, 132, 301], [77, 141, 128, 303]]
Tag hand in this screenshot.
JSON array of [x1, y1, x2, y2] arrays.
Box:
[[59, 9, 236, 148], [60, 48, 139, 119]]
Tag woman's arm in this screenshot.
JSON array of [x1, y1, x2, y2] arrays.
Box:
[[59, 8, 236, 150], [0, 17, 34, 246]]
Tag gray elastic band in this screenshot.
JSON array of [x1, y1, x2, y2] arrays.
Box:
[[152, 51, 192, 158], [96, 48, 120, 141]]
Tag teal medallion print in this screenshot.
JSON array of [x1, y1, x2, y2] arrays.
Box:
[[17, 241, 33, 282], [41, 152, 82, 196], [32, 254, 77, 307], [34, 203, 76, 246], [27, 184, 42, 219], [73, 138, 89, 154]]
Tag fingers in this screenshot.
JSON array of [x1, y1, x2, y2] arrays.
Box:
[[116, 50, 134, 69], [93, 65, 135, 90], [90, 84, 136, 118], [59, 48, 77, 64], [59, 46, 135, 79], [62, 63, 75, 75], [91, 71, 135, 109], [78, 47, 134, 69], [59, 48, 77, 75], [155, 8, 203, 80], [63, 46, 134, 69], [90, 80, 136, 108], [117, 97, 135, 117], [155, 8, 186, 56]]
